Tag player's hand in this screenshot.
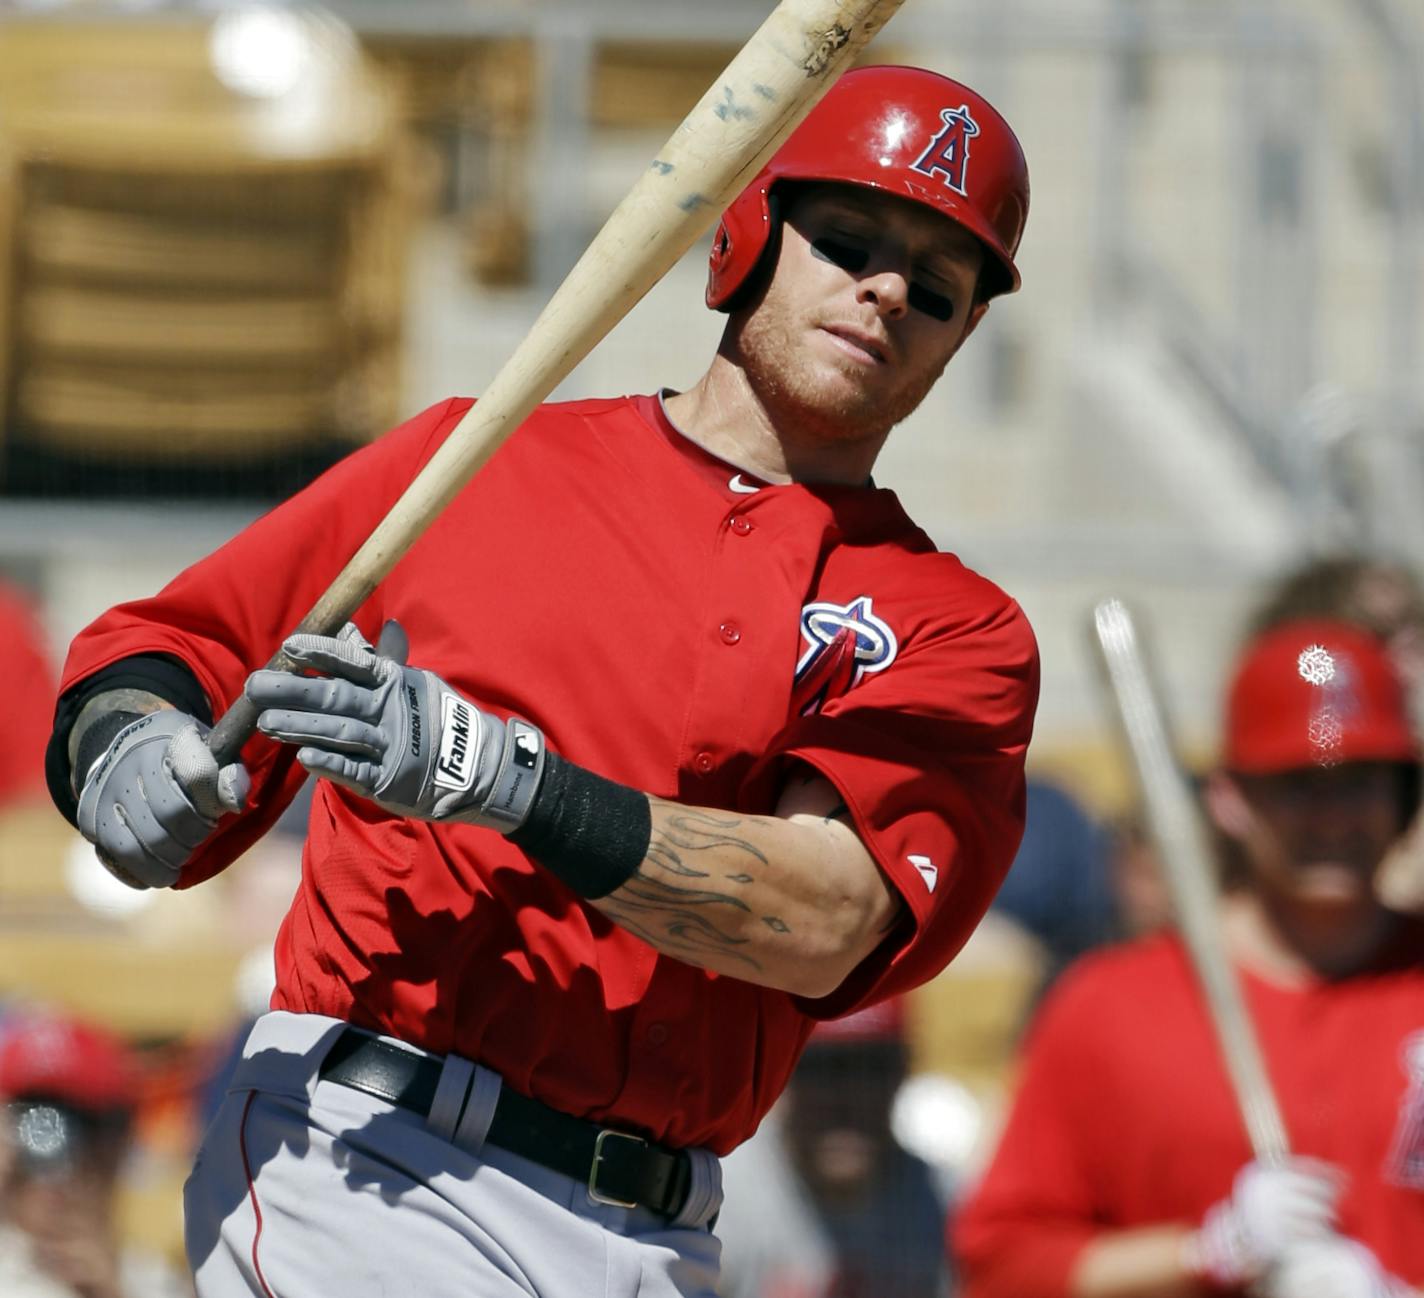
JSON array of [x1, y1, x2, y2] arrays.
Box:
[[1183, 1158, 1344, 1290], [76, 710, 250, 889], [245, 621, 546, 832], [1254, 1235, 1415, 1298]]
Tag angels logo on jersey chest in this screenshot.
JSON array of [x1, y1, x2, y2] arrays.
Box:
[[792, 595, 898, 716]]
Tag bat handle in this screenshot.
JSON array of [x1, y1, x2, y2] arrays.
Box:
[[207, 645, 304, 768], [207, 601, 354, 766], [208, 691, 262, 768]]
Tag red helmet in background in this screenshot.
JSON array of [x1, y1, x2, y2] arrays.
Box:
[[1224, 618, 1420, 773], [706, 65, 1030, 311], [0, 1008, 138, 1112]]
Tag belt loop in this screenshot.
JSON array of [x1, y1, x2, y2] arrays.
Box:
[[669, 1147, 723, 1230], [452, 1064, 502, 1156], [426, 1052, 475, 1143]]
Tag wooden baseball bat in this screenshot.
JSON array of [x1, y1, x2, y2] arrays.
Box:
[[1091, 598, 1290, 1162], [208, 0, 906, 764]]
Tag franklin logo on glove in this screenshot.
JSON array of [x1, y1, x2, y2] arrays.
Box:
[[435, 695, 476, 791]]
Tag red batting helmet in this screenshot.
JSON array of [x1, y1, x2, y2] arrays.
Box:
[[706, 65, 1029, 311], [0, 1009, 138, 1112], [1224, 618, 1420, 773]]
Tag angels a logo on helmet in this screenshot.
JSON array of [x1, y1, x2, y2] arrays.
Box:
[[910, 104, 981, 196], [792, 596, 898, 716]]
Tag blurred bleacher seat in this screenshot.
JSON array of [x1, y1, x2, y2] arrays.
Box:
[[0, 7, 415, 497]]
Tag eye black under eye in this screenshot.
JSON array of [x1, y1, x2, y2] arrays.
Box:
[[908, 283, 955, 321], [813, 234, 956, 321], [811, 237, 869, 273]]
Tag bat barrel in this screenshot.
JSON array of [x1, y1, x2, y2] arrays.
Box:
[[205, 0, 906, 765]]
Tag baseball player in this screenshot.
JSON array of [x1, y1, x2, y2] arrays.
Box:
[[47, 67, 1037, 1298], [0, 1009, 190, 1298], [952, 618, 1424, 1298]]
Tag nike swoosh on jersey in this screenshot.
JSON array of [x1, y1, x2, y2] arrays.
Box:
[[728, 474, 760, 494]]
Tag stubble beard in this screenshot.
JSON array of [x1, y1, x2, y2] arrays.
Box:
[[734, 305, 949, 447]]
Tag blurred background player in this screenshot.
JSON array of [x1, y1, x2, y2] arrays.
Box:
[[0, 576, 58, 814], [1247, 552, 1424, 915], [988, 780, 1118, 999], [0, 1008, 189, 1298], [952, 617, 1424, 1298], [717, 999, 951, 1298]]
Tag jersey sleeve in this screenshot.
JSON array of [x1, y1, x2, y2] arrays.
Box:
[[54, 398, 472, 886], [744, 587, 1038, 1016], [950, 966, 1113, 1298]]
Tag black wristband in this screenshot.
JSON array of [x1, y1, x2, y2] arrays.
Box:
[[509, 753, 651, 900]]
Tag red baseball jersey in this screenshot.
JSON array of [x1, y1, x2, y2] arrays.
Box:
[[952, 928, 1424, 1295], [59, 394, 1038, 1152], [0, 580, 57, 807]]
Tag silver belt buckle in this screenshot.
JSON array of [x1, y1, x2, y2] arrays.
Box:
[[588, 1129, 645, 1209]]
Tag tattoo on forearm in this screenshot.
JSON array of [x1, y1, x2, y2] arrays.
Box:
[[69, 688, 174, 764], [645, 811, 769, 877], [602, 872, 761, 973], [601, 810, 787, 972]]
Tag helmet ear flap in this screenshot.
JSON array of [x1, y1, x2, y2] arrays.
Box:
[[712, 188, 786, 315]]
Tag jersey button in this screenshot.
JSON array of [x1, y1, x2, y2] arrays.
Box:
[[693, 751, 714, 774], [646, 1023, 669, 1046], [729, 516, 754, 536], [719, 621, 742, 645]]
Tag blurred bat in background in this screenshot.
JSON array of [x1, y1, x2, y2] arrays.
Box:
[[1091, 597, 1290, 1162]]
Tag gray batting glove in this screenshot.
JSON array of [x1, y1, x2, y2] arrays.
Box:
[[76, 711, 251, 890], [1255, 1236, 1414, 1298], [1184, 1158, 1344, 1291], [245, 621, 546, 831]]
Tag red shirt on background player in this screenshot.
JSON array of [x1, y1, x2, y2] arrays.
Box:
[[0, 578, 56, 808], [47, 68, 1038, 1298], [953, 619, 1424, 1298]]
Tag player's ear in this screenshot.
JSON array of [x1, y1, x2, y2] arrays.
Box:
[[958, 300, 990, 344], [1203, 770, 1253, 842]]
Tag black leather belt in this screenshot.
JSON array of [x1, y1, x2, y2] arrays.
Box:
[[318, 1029, 692, 1220]]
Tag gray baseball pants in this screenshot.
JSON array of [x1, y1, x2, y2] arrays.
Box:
[[184, 1012, 724, 1297]]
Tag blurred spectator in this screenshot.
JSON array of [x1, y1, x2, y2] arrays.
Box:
[[1101, 811, 1172, 939], [951, 619, 1424, 1298], [1247, 553, 1424, 913], [990, 780, 1117, 990], [717, 1000, 951, 1298], [0, 578, 57, 809], [0, 1009, 188, 1298]]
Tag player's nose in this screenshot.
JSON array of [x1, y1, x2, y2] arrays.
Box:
[[855, 264, 910, 320]]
